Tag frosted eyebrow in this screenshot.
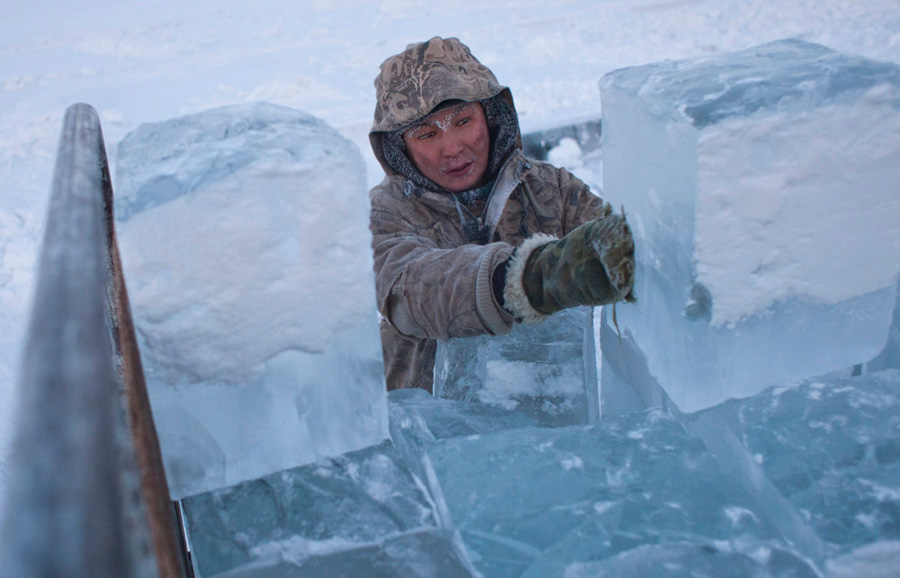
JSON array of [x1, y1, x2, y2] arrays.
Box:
[[404, 103, 476, 138]]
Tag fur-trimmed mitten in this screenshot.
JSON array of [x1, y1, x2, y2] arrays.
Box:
[[501, 205, 635, 323]]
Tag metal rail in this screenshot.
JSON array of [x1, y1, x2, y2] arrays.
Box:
[[0, 104, 186, 576]]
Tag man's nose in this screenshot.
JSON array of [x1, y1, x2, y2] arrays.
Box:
[[441, 132, 465, 158]]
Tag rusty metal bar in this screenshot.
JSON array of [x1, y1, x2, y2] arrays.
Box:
[[0, 103, 186, 577]]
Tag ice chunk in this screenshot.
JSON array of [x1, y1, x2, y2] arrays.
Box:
[[388, 388, 538, 441], [704, 369, 900, 553], [181, 441, 474, 577], [210, 528, 474, 577], [425, 408, 815, 577], [599, 39, 900, 411], [599, 313, 827, 566], [114, 102, 388, 498], [433, 306, 600, 427], [386, 388, 540, 549], [868, 278, 900, 372], [561, 542, 817, 578]]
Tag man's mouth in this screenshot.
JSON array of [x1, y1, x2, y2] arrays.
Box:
[[442, 159, 475, 180]]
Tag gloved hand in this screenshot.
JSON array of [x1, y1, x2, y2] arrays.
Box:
[[502, 206, 635, 322]]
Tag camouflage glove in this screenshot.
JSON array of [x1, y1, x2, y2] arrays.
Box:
[[503, 207, 635, 323]]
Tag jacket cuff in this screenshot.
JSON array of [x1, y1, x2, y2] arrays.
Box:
[[475, 243, 516, 336], [503, 233, 556, 324]]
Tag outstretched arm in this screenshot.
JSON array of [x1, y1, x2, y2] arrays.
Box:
[[370, 194, 516, 341]]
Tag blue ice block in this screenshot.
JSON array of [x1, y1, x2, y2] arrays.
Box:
[[114, 103, 388, 498], [599, 40, 900, 412], [434, 306, 600, 427]]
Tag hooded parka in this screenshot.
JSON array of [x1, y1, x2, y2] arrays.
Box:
[[369, 37, 608, 392]]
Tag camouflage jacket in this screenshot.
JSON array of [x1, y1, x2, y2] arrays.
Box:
[[370, 151, 604, 391], [369, 37, 605, 391]]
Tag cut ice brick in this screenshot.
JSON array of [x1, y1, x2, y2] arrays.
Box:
[[114, 102, 388, 498], [599, 40, 900, 412], [433, 306, 600, 427]]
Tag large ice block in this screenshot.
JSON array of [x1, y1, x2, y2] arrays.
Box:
[[114, 102, 388, 498], [433, 306, 600, 427], [599, 39, 900, 412], [389, 369, 898, 576]]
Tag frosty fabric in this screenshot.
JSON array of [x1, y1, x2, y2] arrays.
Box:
[[114, 102, 388, 499], [599, 39, 900, 412], [370, 150, 605, 392]]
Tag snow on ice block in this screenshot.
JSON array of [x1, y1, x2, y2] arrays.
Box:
[[599, 39, 900, 412], [433, 306, 600, 427], [114, 102, 388, 499]]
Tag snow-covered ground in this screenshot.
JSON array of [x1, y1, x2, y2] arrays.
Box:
[[2, 0, 900, 517]]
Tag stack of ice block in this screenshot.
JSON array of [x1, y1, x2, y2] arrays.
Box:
[[599, 39, 900, 412], [434, 306, 600, 427], [391, 390, 829, 577], [399, 368, 900, 577], [114, 102, 388, 499]]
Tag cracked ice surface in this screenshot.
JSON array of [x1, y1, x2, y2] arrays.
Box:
[[181, 441, 473, 577], [180, 368, 900, 576], [394, 370, 900, 577], [703, 369, 900, 554]]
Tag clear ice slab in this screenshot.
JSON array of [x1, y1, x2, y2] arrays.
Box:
[[598, 39, 900, 412], [704, 368, 900, 554], [182, 369, 900, 577], [388, 388, 539, 441], [433, 306, 600, 427], [181, 440, 474, 577], [114, 102, 388, 498], [421, 406, 817, 577], [209, 529, 473, 578]]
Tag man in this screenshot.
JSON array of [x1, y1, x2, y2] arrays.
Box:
[[369, 37, 635, 392]]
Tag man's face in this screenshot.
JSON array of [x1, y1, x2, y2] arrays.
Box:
[[402, 102, 490, 193]]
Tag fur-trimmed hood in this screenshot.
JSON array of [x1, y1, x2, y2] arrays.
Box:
[[369, 37, 522, 188]]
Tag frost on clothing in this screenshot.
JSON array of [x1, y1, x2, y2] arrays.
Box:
[[368, 37, 610, 392]]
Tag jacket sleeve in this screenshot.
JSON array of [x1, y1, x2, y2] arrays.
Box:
[[369, 190, 516, 341], [557, 166, 608, 234]]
